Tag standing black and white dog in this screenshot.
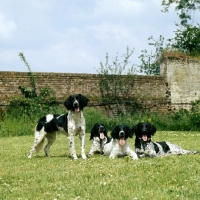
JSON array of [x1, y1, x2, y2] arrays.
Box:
[[104, 125, 138, 160], [27, 94, 89, 160], [88, 123, 111, 156], [132, 122, 197, 158]]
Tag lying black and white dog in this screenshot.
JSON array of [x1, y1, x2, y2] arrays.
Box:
[[132, 122, 197, 158], [88, 123, 111, 156], [27, 94, 89, 160], [104, 125, 138, 160]]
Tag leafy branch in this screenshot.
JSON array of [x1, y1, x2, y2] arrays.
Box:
[[97, 47, 139, 116], [18, 52, 37, 97]]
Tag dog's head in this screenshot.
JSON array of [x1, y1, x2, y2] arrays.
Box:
[[111, 125, 133, 146], [132, 122, 156, 142], [64, 94, 89, 112], [90, 123, 108, 140]]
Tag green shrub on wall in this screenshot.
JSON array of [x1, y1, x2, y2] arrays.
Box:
[[190, 99, 200, 127], [8, 87, 57, 118], [97, 47, 139, 117], [7, 52, 58, 118]]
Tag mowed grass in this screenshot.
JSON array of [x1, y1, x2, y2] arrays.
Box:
[[0, 132, 200, 200]]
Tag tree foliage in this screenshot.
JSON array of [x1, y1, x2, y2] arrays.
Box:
[[168, 23, 200, 56], [139, 35, 164, 75], [162, 0, 200, 25], [162, 1, 200, 56], [139, 1, 200, 75]]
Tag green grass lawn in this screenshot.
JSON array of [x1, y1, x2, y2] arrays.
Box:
[[0, 131, 200, 200]]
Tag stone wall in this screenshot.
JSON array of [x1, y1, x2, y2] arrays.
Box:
[[160, 58, 200, 111]]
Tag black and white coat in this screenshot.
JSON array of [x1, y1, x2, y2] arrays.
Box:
[[104, 125, 138, 160], [27, 94, 89, 160], [132, 122, 197, 158], [88, 123, 111, 156]]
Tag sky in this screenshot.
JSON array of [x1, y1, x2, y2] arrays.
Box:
[[0, 0, 199, 74]]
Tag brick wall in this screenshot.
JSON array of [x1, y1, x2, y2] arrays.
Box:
[[0, 71, 167, 112], [1, 58, 199, 112], [0, 72, 96, 102]]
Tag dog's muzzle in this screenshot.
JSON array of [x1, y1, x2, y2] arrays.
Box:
[[99, 126, 105, 139], [73, 101, 79, 108], [73, 100, 80, 112], [119, 131, 125, 137], [119, 131, 125, 146], [99, 126, 105, 132], [139, 134, 150, 142]]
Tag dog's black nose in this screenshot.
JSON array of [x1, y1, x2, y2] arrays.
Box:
[[142, 125, 148, 133], [73, 102, 79, 108], [119, 131, 125, 137], [99, 126, 105, 132]]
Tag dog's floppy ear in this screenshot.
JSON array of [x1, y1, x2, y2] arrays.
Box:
[[111, 126, 117, 138], [131, 123, 139, 135], [79, 94, 89, 108], [128, 127, 134, 138], [150, 124, 156, 136], [100, 123, 108, 137], [90, 125, 96, 140], [126, 126, 133, 138], [64, 95, 72, 110], [104, 126, 108, 137]]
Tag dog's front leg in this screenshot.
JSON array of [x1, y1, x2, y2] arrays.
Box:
[[79, 127, 86, 159], [109, 153, 117, 159], [109, 145, 118, 159], [68, 133, 78, 160], [88, 138, 98, 156], [126, 146, 138, 160]]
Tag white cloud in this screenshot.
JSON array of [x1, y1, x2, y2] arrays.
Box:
[[0, 13, 17, 39], [91, 22, 135, 41], [0, 0, 187, 74], [93, 0, 145, 19]]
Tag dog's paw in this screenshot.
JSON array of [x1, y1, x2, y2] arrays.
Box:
[[144, 150, 150, 154], [27, 153, 32, 158], [139, 154, 146, 158], [191, 150, 197, 154], [109, 155, 116, 159], [82, 154, 87, 159], [45, 151, 51, 157], [131, 155, 139, 160], [72, 155, 78, 160]]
